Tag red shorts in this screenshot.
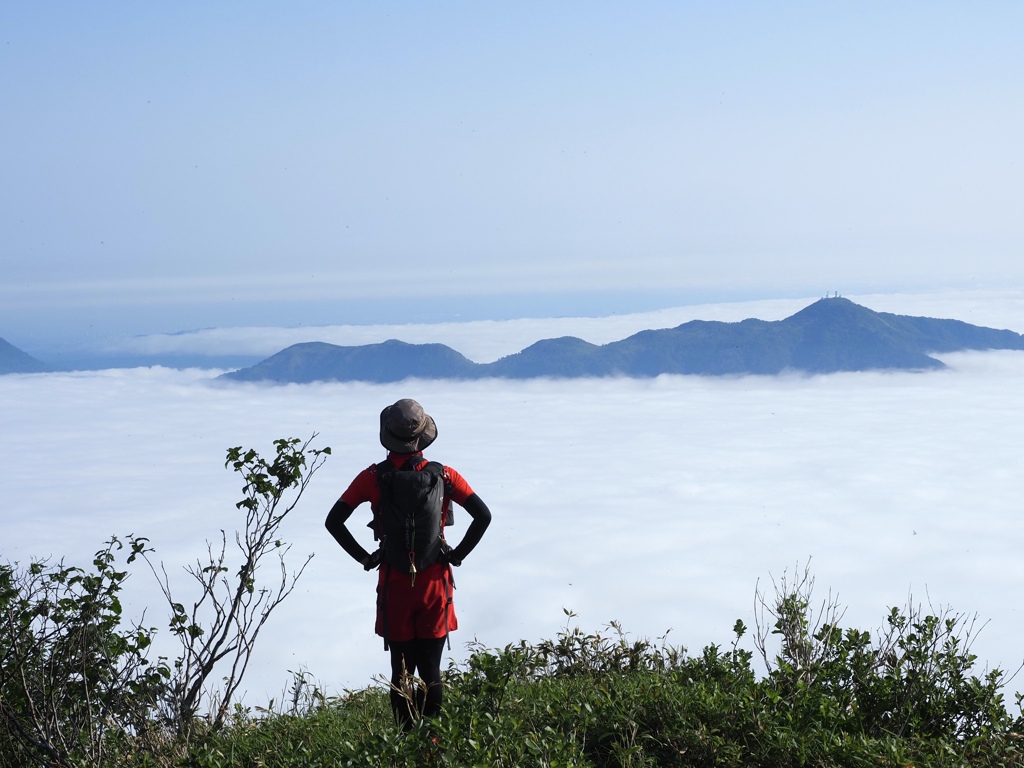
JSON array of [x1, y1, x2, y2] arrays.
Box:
[[375, 563, 457, 642]]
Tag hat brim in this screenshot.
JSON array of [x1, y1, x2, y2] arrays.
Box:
[[379, 408, 437, 453]]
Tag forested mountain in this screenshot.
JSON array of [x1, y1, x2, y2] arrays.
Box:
[[220, 298, 1024, 384], [224, 340, 479, 384]]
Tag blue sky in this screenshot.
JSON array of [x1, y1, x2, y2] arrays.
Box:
[[3, 2, 1023, 346]]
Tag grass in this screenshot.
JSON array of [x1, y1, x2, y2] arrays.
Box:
[[174, 613, 1024, 768]]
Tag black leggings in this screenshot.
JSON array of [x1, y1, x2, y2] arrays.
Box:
[[388, 637, 446, 729]]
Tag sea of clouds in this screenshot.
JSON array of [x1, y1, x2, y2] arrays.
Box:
[[3, 290, 1023, 707]]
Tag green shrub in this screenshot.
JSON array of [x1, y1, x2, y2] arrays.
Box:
[[0, 435, 330, 767], [0, 536, 168, 768], [186, 595, 1023, 768]]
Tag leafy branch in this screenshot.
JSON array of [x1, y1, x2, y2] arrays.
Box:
[[146, 434, 330, 733]]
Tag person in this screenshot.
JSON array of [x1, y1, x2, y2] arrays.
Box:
[[325, 398, 492, 728]]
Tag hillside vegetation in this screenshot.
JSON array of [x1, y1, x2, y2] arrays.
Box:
[[3, 548, 1022, 767], [184, 603, 1024, 768]]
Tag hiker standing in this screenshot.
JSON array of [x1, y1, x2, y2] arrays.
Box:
[[325, 398, 492, 728]]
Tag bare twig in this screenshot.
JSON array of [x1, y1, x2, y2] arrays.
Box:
[[144, 434, 330, 733]]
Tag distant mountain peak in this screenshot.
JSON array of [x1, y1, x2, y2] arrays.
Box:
[[787, 296, 874, 322]]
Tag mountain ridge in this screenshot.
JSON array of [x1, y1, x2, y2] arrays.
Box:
[[220, 298, 1024, 384]]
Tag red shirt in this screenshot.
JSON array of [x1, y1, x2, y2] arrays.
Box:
[[340, 452, 475, 518]]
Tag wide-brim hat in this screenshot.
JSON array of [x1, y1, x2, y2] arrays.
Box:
[[379, 398, 437, 453]]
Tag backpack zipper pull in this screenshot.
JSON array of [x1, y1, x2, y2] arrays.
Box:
[[409, 552, 417, 586]]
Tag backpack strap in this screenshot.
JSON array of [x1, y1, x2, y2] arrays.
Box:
[[368, 461, 391, 539], [380, 562, 390, 652], [443, 567, 454, 651], [442, 468, 455, 527]]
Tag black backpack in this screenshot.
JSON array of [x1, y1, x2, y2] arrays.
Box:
[[374, 456, 451, 576]]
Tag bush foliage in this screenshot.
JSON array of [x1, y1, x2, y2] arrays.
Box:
[[183, 607, 1023, 768], [1, 436, 329, 768], [0, 536, 167, 767]]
